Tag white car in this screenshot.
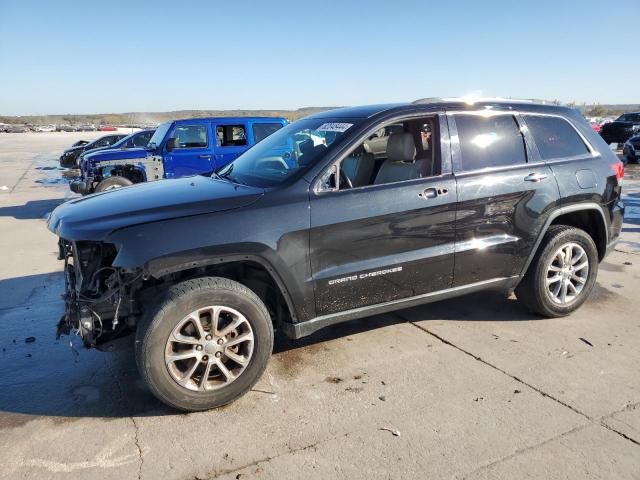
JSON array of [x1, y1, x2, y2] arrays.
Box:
[[34, 125, 56, 132]]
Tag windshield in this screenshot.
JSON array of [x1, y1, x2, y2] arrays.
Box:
[[217, 118, 359, 187], [148, 121, 172, 148]]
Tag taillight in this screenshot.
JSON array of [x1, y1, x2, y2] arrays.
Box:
[[612, 161, 624, 180]]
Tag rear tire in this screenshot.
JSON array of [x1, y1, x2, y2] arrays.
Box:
[[95, 176, 133, 192], [135, 277, 273, 412], [515, 225, 598, 317]]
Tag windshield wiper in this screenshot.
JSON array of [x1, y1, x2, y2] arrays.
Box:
[[219, 164, 247, 185]]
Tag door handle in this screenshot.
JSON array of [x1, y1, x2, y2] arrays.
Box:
[[524, 172, 547, 182], [199, 154, 212, 159], [419, 187, 449, 199]]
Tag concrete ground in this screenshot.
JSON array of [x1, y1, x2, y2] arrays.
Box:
[[0, 132, 639, 480]]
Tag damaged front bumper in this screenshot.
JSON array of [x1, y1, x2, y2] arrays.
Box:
[[57, 239, 142, 349]]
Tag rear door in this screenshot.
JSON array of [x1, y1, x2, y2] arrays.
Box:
[[213, 121, 249, 169], [163, 123, 213, 178], [449, 111, 560, 286]]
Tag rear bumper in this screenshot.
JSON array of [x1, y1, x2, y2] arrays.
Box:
[[604, 200, 625, 259]]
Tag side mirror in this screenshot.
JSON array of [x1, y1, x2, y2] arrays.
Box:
[[166, 137, 177, 152]]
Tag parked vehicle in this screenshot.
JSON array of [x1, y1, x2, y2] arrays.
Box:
[[76, 130, 156, 187], [69, 117, 288, 194], [599, 112, 640, 145], [59, 133, 127, 168], [48, 99, 624, 411], [99, 125, 117, 131], [622, 134, 640, 164], [56, 125, 79, 132], [589, 122, 602, 133], [5, 125, 30, 133], [34, 124, 57, 132], [78, 124, 97, 132]]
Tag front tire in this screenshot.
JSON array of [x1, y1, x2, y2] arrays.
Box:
[[95, 176, 133, 192], [135, 277, 273, 412], [515, 225, 598, 317]]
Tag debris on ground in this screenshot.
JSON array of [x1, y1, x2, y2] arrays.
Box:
[[25, 336, 36, 343], [623, 261, 632, 266], [345, 386, 363, 394], [514, 389, 521, 394], [473, 396, 484, 402], [379, 395, 386, 401], [579, 337, 594, 347], [326, 376, 343, 384], [380, 426, 401, 437]]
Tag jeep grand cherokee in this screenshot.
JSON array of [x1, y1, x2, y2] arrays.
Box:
[[48, 98, 625, 411]]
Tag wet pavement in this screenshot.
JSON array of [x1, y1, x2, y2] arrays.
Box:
[[0, 133, 639, 479]]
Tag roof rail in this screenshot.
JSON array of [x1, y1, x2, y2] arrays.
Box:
[[412, 96, 536, 105]]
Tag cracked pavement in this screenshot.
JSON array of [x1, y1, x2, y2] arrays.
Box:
[[0, 132, 639, 479]]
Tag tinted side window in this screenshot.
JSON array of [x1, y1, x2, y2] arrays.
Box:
[[132, 131, 152, 147], [455, 114, 526, 171], [523, 115, 589, 160], [217, 125, 247, 147], [252, 123, 283, 143], [172, 125, 208, 149]]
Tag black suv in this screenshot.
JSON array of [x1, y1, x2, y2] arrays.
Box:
[[48, 99, 625, 411], [599, 112, 640, 145]]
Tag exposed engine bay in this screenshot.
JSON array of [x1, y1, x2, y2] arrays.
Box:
[[57, 239, 144, 349]]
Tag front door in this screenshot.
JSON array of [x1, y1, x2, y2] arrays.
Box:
[[448, 111, 561, 286], [163, 123, 213, 178], [309, 114, 458, 316]]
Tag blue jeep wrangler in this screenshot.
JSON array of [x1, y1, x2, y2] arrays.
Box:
[[70, 117, 288, 194]]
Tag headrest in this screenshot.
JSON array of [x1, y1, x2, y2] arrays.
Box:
[[386, 132, 416, 162]]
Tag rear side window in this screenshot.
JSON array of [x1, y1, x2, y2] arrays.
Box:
[[455, 114, 526, 171], [217, 125, 247, 147], [252, 122, 284, 143], [523, 115, 589, 159], [172, 125, 208, 148]]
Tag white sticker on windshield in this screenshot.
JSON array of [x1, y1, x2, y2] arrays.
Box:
[[316, 122, 353, 133]]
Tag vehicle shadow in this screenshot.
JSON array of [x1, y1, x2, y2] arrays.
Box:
[[0, 274, 574, 423], [0, 198, 66, 220]]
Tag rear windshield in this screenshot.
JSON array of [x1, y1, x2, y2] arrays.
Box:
[[217, 118, 360, 188]]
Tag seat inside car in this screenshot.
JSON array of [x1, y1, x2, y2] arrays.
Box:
[[373, 132, 421, 184], [341, 145, 374, 187]]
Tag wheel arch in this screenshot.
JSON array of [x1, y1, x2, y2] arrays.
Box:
[[145, 252, 300, 325], [519, 202, 608, 280]]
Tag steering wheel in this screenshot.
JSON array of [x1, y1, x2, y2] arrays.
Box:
[[339, 169, 353, 189]]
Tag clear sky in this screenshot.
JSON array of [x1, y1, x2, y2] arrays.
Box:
[[0, 0, 637, 116]]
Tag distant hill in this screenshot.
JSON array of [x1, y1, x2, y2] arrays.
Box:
[[1, 103, 639, 126], [0, 107, 342, 126]]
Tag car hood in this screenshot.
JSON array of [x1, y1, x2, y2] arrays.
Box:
[[47, 175, 264, 241], [63, 145, 87, 155], [83, 147, 147, 163]]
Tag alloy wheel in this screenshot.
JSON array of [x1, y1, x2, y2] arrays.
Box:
[[545, 242, 589, 305], [164, 306, 254, 391]]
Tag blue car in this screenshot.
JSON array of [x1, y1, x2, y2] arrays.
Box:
[[76, 129, 156, 168], [70, 117, 288, 194]]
